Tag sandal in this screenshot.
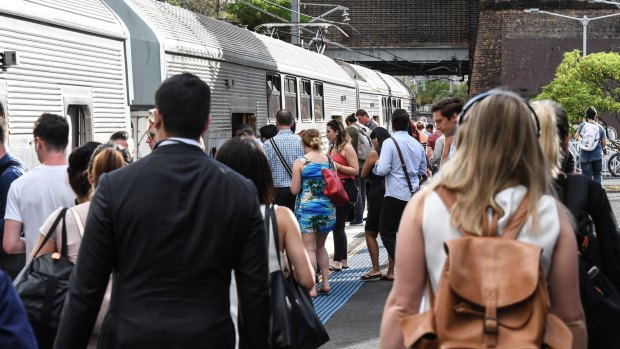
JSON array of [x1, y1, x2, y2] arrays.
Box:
[[317, 287, 330, 295], [380, 275, 394, 281], [360, 273, 382, 281], [328, 265, 342, 272]]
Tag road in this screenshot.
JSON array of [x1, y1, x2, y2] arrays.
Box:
[[319, 176, 620, 348]]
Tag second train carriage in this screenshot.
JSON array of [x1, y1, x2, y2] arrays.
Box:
[[0, 0, 130, 167]]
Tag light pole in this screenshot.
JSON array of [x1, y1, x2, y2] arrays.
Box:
[[524, 8, 620, 56]]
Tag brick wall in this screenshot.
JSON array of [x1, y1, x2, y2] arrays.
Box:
[[471, 7, 620, 97], [304, 1, 474, 48]]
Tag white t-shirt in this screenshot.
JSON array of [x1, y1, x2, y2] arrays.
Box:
[[5, 165, 74, 257]]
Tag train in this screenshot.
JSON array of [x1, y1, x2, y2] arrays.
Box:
[[0, 0, 414, 166]]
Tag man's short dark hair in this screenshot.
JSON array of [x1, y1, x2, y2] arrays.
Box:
[[391, 109, 411, 132], [110, 130, 129, 141], [259, 124, 278, 140], [275, 109, 294, 126], [585, 106, 597, 120], [431, 97, 464, 119], [355, 109, 368, 117], [155, 73, 211, 139], [33, 113, 69, 151], [0, 117, 7, 144], [425, 123, 433, 131], [345, 113, 357, 125]]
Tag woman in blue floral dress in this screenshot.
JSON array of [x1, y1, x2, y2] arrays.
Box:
[[291, 129, 336, 296]]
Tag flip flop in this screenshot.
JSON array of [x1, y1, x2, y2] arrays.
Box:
[[328, 265, 342, 272], [342, 266, 350, 269], [360, 273, 382, 281], [380, 275, 395, 281]]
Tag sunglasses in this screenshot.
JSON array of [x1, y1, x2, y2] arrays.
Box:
[[146, 132, 155, 141], [458, 90, 541, 138]]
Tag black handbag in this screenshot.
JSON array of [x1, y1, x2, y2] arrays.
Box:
[[267, 205, 329, 349], [14, 208, 73, 349]]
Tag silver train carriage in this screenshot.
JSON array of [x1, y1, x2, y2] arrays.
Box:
[[0, 0, 415, 163]]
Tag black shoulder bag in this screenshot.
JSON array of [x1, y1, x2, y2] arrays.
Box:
[[390, 137, 416, 196], [267, 205, 329, 349], [14, 208, 74, 349]]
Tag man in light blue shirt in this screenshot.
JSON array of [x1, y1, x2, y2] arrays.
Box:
[[373, 109, 427, 265]]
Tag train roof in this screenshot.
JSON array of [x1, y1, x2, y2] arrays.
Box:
[[123, 0, 354, 87], [0, 0, 126, 39], [337, 61, 413, 98], [382, 74, 414, 99]]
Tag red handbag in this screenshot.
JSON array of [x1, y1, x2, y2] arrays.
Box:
[[322, 157, 349, 206]]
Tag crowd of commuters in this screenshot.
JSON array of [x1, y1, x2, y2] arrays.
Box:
[[0, 71, 615, 349]]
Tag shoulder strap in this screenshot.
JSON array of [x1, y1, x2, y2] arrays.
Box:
[[70, 206, 85, 237], [500, 193, 530, 241], [0, 159, 24, 176], [32, 208, 68, 258], [269, 138, 292, 178], [266, 204, 284, 272], [390, 137, 414, 194]]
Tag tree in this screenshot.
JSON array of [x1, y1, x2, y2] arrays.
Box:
[[158, 0, 228, 17], [227, 0, 296, 31], [415, 79, 468, 107], [536, 50, 620, 125]]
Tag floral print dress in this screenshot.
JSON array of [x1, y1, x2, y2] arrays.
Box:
[[294, 157, 336, 234]]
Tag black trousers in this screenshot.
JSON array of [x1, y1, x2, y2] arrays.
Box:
[[379, 196, 408, 260], [275, 187, 296, 212], [0, 253, 25, 279], [333, 202, 353, 261]]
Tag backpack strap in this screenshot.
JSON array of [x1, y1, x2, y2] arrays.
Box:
[[501, 193, 530, 241], [435, 186, 501, 238], [70, 206, 85, 237]]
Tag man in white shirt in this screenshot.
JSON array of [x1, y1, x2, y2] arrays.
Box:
[[431, 97, 464, 164], [3, 113, 74, 259]]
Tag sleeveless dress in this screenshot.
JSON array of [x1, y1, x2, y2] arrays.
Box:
[[422, 185, 560, 293], [294, 157, 336, 234]]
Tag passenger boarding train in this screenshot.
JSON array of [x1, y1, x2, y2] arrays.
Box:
[[0, 0, 414, 166]]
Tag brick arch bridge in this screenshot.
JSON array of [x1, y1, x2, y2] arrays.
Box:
[[305, 0, 620, 98]]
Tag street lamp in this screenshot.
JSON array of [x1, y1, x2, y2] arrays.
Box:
[[524, 8, 620, 56]]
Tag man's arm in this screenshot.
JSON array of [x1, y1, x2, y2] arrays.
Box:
[[236, 186, 270, 349], [3, 184, 24, 254], [373, 139, 394, 176], [54, 175, 116, 349]]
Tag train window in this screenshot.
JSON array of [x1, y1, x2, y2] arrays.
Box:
[[267, 74, 281, 122], [67, 105, 87, 149], [284, 77, 298, 119], [314, 82, 324, 122], [397, 99, 402, 108], [300, 80, 311, 122]]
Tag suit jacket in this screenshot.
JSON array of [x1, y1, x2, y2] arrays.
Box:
[[53, 143, 270, 349]]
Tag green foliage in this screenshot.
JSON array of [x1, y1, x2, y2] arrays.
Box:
[[536, 50, 620, 125], [159, 0, 227, 17], [227, 0, 298, 30], [415, 79, 468, 106]]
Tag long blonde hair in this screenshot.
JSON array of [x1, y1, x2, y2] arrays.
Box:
[[428, 90, 552, 235], [531, 100, 563, 178]]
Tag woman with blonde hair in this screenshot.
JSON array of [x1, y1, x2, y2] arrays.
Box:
[[290, 129, 336, 296], [32, 142, 131, 349], [325, 119, 359, 272], [380, 90, 586, 348], [416, 121, 428, 149]]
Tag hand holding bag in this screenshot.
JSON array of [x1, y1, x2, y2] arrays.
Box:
[[321, 157, 349, 206], [14, 208, 73, 349], [267, 205, 330, 349]]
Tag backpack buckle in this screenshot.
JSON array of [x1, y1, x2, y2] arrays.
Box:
[[484, 317, 498, 334]]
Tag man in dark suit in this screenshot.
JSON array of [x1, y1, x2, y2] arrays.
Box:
[[54, 73, 270, 349]]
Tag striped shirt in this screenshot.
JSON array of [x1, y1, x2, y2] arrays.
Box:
[[263, 130, 304, 188]]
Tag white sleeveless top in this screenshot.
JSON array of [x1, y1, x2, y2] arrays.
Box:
[[422, 185, 560, 293]]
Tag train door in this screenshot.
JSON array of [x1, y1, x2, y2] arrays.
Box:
[[231, 112, 257, 137], [63, 87, 93, 150], [382, 97, 388, 125]]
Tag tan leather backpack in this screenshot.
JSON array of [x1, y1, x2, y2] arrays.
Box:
[[400, 187, 573, 349]]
